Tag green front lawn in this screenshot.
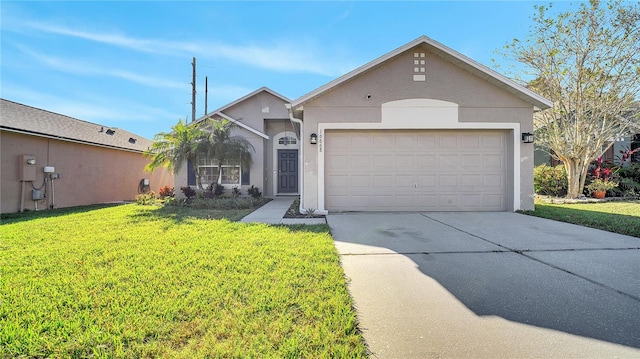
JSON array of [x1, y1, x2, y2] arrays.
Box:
[[523, 200, 640, 237], [0, 205, 368, 358]]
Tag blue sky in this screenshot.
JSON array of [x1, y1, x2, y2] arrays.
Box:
[[1, 1, 577, 140]]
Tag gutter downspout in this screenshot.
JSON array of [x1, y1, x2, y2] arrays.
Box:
[[286, 103, 326, 215], [285, 103, 306, 214]]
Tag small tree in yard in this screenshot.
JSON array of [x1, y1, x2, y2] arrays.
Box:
[[200, 119, 254, 185], [502, 0, 640, 198], [145, 118, 254, 190], [144, 119, 210, 190]]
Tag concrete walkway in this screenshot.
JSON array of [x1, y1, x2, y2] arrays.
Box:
[[240, 197, 325, 225], [328, 212, 640, 359]]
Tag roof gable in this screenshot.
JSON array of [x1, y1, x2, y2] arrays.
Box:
[[193, 86, 290, 139], [0, 99, 152, 152], [196, 86, 291, 123], [291, 35, 552, 111]]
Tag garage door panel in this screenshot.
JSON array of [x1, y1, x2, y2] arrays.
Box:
[[460, 175, 481, 188], [351, 155, 372, 169], [351, 175, 370, 187], [395, 155, 415, 168], [328, 175, 349, 188], [461, 194, 482, 208], [373, 175, 393, 188], [395, 134, 417, 149], [329, 135, 351, 149], [372, 196, 393, 207], [417, 175, 437, 187], [483, 195, 504, 208], [417, 155, 436, 167], [438, 194, 461, 208], [439, 135, 459, 148], [462, 135, 481, 148], [394, 175, 414, 187], [484, 134, 504, 147], [328, 154, 350, 169], [325, 130, 507, 211], [373, 136, 394, 149], [461, 154, 481, 168], [416, 134, 437, 149], [439, 175, 459, 187], [484, 154, 504, 169]]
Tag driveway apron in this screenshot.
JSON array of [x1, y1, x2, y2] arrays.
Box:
[[328, 212, 640, 358]]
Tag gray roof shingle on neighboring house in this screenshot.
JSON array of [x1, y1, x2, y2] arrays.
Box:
[[0, 99, 152, 152]]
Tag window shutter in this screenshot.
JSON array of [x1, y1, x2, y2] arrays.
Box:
[[241, 167, 250, 185], [187, 161, 196, 186]]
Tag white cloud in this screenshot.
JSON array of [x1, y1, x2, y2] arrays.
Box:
[[15, 45, 188, 90], [22, 21, 355, 77], [26, 22, 162, 53]]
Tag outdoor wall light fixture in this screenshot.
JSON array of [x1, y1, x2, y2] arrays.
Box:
[[310, 133, 318, 144], [522, 132, 534, 143]]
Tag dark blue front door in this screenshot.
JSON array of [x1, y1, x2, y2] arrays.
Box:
[[278, 149, 298, 193]]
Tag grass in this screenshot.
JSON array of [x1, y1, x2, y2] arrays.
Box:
[[0, 204, 368, 358], [522, 200, 640, 237]]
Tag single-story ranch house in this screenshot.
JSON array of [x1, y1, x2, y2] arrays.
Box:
[[0, 99, 174, 213], [178, 36, 552, 213]]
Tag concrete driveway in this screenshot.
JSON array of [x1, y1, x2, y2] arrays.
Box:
[[327, 212, 640, 358]]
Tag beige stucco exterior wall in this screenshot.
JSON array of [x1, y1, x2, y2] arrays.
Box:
[[1, 131, 173, 213], [300, 44, 537, 211]]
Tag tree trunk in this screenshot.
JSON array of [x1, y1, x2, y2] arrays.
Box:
[[217, 162, 223, 185], [191, 162, 204, 190], [564, 158, 589, 198]]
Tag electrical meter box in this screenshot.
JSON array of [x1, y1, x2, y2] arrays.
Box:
[[32, 189, 44, 201], [19, 155, 37, 181]]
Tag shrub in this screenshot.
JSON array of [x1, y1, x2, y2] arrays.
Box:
[[613, 163, 640, 197], [247, 185, 262, 199], [158, 186, 175, 199], [585, 178, 618, 194], [163, 196, 177, 206], [213, 184, 225, 197], [534, 164, 567, 196], [176, 197, 269, 210], [231, 187, 242, 198], [180, 186, 197, 199], [135, 191, 156, 205], [205, 183, 225, 197]]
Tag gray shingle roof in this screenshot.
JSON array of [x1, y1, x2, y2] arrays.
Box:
[[0, 99, 152, 152]]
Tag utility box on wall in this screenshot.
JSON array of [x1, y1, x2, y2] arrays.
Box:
[[19, 155, 37, 181]]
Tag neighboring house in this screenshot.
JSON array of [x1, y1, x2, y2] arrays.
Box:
[[182, 36, 552, 212], [174, 87, 295, 198], [0, 99, 174, 213], [535, 133, 640, 167], [534, 106, 640, 166], [534, 134, 640, 166]]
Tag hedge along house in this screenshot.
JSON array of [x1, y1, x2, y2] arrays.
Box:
[[174, 87, 298, 197], [0, 99, 174, 213], [287, 36, 552, 213]]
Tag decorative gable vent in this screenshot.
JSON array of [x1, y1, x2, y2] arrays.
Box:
[[278, 136, 297, 145], [413, 52, 426, 82]]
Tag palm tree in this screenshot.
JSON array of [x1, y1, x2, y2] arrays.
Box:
[[201, 119, 254, 186], [144, 118, 210, 189]]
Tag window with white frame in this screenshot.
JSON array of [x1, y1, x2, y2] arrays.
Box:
[[278, 136, 297, 145], [197, 158, 241, 186]]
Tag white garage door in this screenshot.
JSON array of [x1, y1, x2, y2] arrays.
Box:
[[325, 130, 508, 211]]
